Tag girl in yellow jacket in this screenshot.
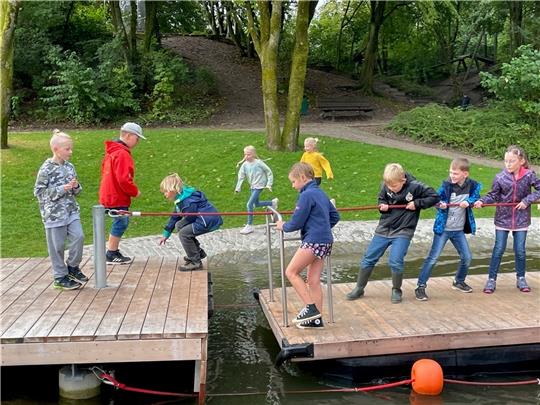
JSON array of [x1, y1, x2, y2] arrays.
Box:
[[300, 137, 333, 185]]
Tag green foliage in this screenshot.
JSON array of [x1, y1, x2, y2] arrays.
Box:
[[388, 103, 540, 162], [480, 45, 540, 125], [2, 129, 508, 258]]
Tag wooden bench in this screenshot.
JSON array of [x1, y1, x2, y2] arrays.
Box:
[[316, 97, 374, 120]]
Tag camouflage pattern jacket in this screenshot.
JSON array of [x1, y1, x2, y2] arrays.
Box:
[[34, 159, 82, 228]]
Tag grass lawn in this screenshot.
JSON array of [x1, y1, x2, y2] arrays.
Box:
[[1, 128, 510, 258]]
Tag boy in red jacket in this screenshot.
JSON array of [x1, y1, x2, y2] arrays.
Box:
[[99, 122, 145, 264]]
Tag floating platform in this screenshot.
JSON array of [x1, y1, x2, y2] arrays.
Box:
[[0, 256, 208, 403], [258, 272, 540, 368]]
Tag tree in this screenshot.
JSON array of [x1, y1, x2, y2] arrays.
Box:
[[1, 0, 20, 149]]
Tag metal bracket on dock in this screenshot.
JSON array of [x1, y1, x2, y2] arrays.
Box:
[[275, 339, 314, 367]]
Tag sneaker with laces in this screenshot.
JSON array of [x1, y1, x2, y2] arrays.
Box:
[[54, 276, 81, 290], [452, 280, 473, 293], [271, 198, 279, 210], [516, 276, 531, 292], [297, 317, 324, 329], [292, 304, 321, 324], [106, 250, 132, 265], [240, 224, 254, 235], [183, 250, 207, 264], [178, 261, 203, 272], [67, 265, 89, 282], [483, 278, 496, 294], [415, 286, 428, 301]]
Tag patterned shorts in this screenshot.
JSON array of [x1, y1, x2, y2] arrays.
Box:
[[300, 242, 333, 259]]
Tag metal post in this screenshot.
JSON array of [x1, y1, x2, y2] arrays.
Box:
[[326, 256, 334, 323], [278, 229, 288, 327], [265, 213, 274, 301], [92, 205, 107, 288]]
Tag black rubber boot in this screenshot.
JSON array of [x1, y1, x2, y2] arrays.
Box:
[[391, 272, 403, 303], [346, 268, 373, 300]]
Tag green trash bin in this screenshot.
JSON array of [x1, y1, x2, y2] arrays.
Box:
[[300, 95, 309, 115]]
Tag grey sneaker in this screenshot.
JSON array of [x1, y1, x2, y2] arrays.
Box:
[[271, 198, 279, 210], [391, 288, 402, 303], [54, 276, 81, 290], [297, 317, 324, 329], [67, 265, 88, 283], [292, 304, 321, 324], [178, 261, 203, 272], [106, 250, 132, 265], [452, 281, 473, 293], [415, 286, 428, 301], [483, 278, 496, 294], [517, 276, 531, 292]]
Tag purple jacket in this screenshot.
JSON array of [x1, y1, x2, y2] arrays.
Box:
[[480, 167, 540, 230]]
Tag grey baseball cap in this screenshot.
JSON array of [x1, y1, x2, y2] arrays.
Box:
[[120, 122, 146, 140]]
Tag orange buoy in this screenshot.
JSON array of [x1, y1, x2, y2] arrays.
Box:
[[411, 359, 444, 395]]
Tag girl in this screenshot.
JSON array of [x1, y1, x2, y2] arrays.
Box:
[[474, 145, 540, 293], [276, 162, 340, 329], [300, 137, 333, 185], [235, 145, 278, 235]]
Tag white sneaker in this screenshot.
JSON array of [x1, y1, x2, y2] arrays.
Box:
[[271, 198, 279, 210], [240, 224, 254, 235]]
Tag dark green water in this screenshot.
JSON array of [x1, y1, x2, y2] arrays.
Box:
[[2, 246, 539, 404]]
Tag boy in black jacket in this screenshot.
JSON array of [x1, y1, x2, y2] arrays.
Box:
[[346, 163, 440, 303]]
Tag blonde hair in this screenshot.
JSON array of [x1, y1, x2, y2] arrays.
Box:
[[505, 145, 529, 169], [236, 145, 259, 167], [383, 163, 405, 183], [289, 162, 314, 180], [50, 129, 72, 148], [160, 173, 183, 193], [304, 137, 319, 150], [451, 157, 470, 172]]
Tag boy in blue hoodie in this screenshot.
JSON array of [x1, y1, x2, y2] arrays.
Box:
[[158, 173, 223, 271]]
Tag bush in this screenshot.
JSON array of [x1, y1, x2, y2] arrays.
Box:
[[388, 103, 540, 163]]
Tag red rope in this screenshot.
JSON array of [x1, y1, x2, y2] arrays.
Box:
[[99, 373, 197, 397], [110, 202, 520, 218], [444, 378, 539, 386]]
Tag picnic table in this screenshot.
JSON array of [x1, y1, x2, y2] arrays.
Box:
[[316, 97, 374, 120]]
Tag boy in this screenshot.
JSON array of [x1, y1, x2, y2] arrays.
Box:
[[415, 158, 481, 301], [34, 130, 88, 290], [99, 122, 145, 264], [346, 163, 440, 303], [158, 173, 223, 271]]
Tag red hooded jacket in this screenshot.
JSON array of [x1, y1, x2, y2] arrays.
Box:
[[99, 140, 139, 208]]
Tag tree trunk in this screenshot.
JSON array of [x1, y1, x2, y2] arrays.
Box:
[[359, 0, 385, 94], [143, 0, 157, 53], [281, 0, 317, 151], [508, 0, 523, 55], [109, 0, 131, 65], [1, 0, 20, 149], [129, 1, 138, 56]]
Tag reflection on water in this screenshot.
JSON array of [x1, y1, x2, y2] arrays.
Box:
[[2, 249, 539, 404]]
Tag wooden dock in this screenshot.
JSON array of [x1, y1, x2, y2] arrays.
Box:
[[258, 272, 540, 362], [0, 256, 208, 402]]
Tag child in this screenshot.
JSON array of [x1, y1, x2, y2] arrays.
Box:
[[34, 130, 88, 290], [346, 163, 440, 303], [99, 122, 145, 264], [474, 145, 540, 293], [158, 173, 223, 271], [275, 163, 340, 329], [415, 158, 482, 301], [235, 145, 278, 235], [300, 137, 333, 185]]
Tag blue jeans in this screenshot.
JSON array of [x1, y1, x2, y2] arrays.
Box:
[[417, 231, 472, 286], [246, 188, 271, 225], [488, 230, 527, 280], [361, 235, 411, 274], [110, 206, 129, 237]]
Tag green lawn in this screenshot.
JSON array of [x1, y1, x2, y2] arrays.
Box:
[[1, 128, 509, 258]]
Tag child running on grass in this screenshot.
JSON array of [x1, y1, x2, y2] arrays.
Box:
[[235, 145, 278, 235], [300, 137, 333, 185], [275, 162, 340, 329], [346, 163, 439, 304], [474, 145, 540, 294], [158, 173, 223, 271], [34, 129, 88, 290], [415, 158, 481, 301]]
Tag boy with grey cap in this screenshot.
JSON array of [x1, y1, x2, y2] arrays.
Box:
[[99, 122, 145, 264]]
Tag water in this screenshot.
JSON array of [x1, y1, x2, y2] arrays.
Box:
[[2, 248, 539, 404]]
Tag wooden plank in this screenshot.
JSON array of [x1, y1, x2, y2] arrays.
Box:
[[164, 263, 190, 338], [186, 270, 208, 337], [23, 258, 93, 343], [141, 256, 176, 339], [0, 258, 25, 281], [1, 338, 203, 366], [1, 257, 48, 295], [68, 260, 133, 341], [116, 256, 162, 340], [93, 258, 147, 341], [1, 261, 51, 313]]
